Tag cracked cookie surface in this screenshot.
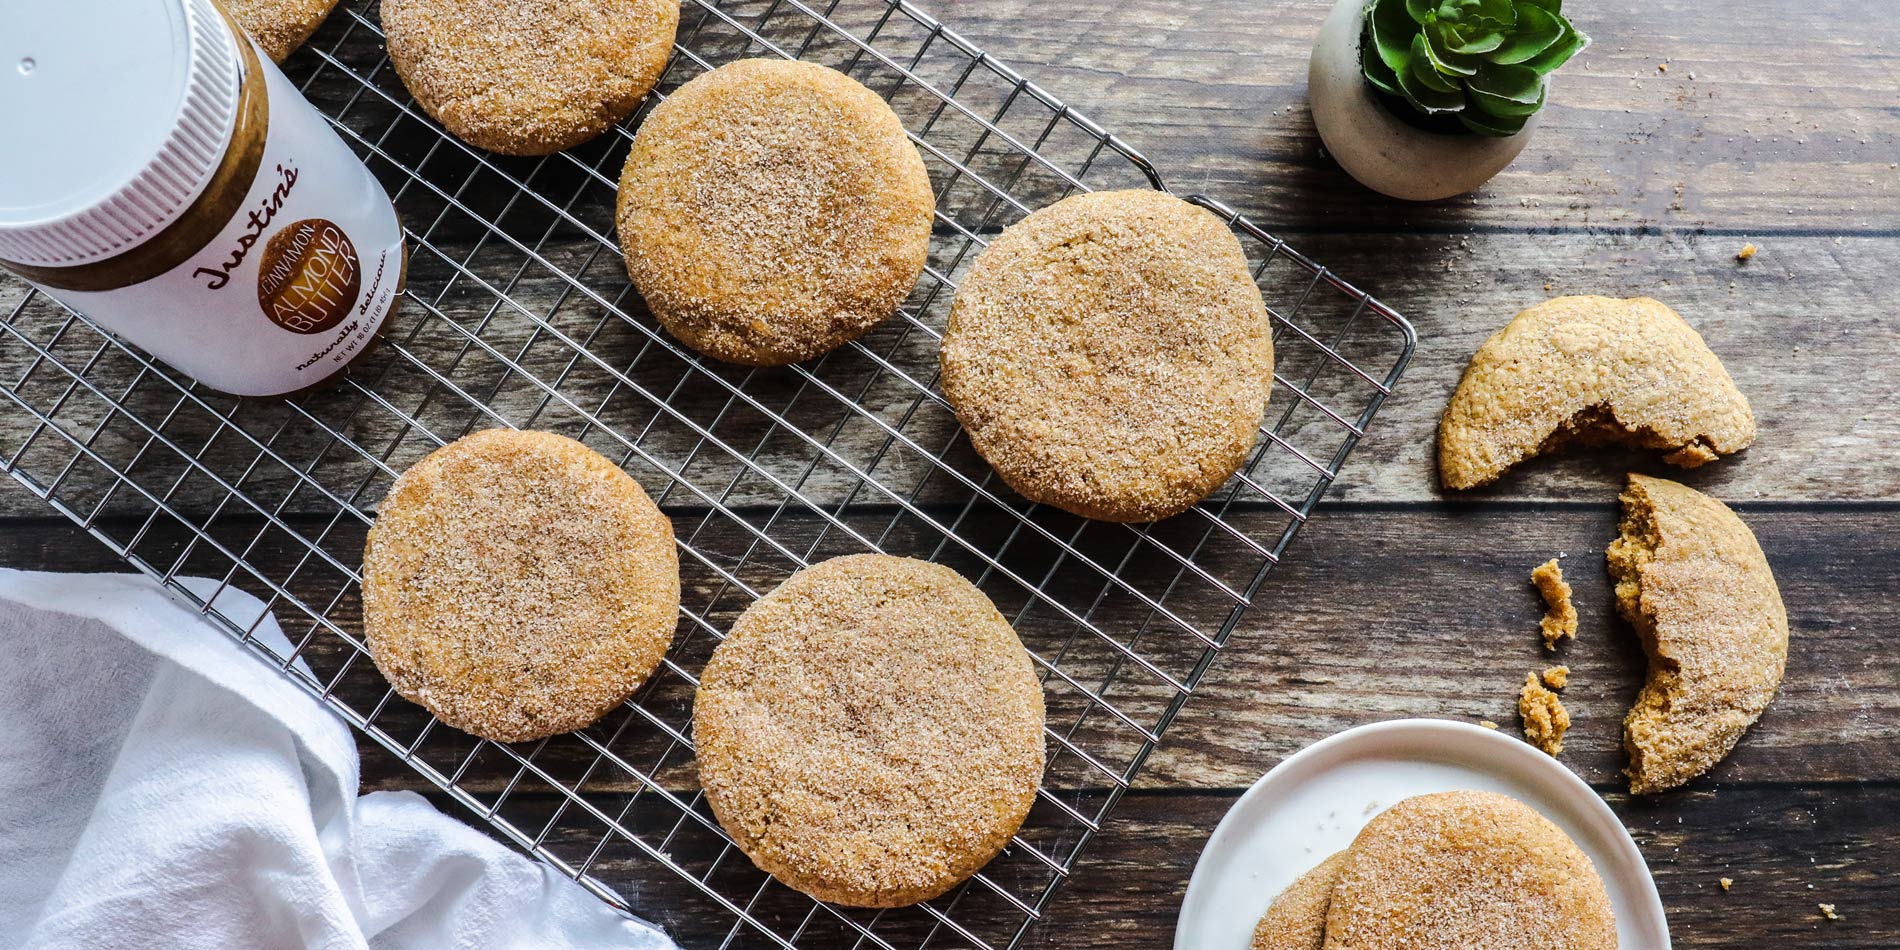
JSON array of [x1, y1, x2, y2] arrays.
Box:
[[383, 0, 679, 155], [226, 0, 339, 62], [618, 58, 934, 366], [1324, 791, 1616, 950], [362, 429, 679, 743], [1439, 296, 1754, 490], [1610, 474, 1788, 794], [1253, 851, 1346, 950], [941, 189, 1274, 522], [694, 554, 1045, 907]]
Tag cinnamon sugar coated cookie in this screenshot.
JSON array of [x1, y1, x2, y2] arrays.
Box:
[[1324, 791, 1616, 950], [617, 58, 934, 366], [940, 189, 1274, 522], [1610, 474, 1788, 794], [382, 0, 680, 155], [694, 554, 1045, 907], [1252, 852, 1347, 950], [1439, 296, 1755, 490], [362, 429, 680, 743], [226, 0, 338, 62]]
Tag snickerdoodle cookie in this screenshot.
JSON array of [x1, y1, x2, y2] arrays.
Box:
[[227, 0, 338, 62], [1439, 296, 1755, 490], [1324, 791, 1616, 950], [618, 58, 934, 366], [362, 429, 679, 743], [1252, 851, 1347, 950], [1610, 474, 1788, 794], [939, 189, 1274, 523], [382, 0, 680, 155], [694, 554, 1045, 907]]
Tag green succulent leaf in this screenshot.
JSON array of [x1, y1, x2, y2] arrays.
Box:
[[1463, 0, 1517, 31], [1360, 29, 1404, 95], [1411, 45, 1463, 92], [1397, 35, 1469, 112], [1470, 80, 1546, 117], [1368, 0, 1420, 74], [1422, 22, 1481, 75], [1459, 108, 1530, 136], [1359, 0, 1579, 127], [1468, 61, 1544, 103], [1521, 18, 1590, 73], [1441, 24, 1506, 54], [1489, 4, 1565, 65]]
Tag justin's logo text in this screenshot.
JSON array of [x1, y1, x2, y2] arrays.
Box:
[[193, 163, 299, 291], [255, 218, 360, 335]]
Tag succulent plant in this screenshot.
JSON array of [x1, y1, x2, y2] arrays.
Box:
[[1360, 0, 1589, 136]]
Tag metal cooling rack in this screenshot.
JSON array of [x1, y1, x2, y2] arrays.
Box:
[[0, 1, 1414, 947]]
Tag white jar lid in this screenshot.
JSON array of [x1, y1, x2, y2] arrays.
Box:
[[0, 0, 242, 268]]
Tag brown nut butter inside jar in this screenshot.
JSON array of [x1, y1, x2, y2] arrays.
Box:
[[0, 0, 405, 397]]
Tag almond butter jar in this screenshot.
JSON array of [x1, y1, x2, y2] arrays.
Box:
[[0, 0, 405, 397]]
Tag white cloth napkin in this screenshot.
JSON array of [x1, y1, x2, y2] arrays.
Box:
[[0, 569, 677, 950]]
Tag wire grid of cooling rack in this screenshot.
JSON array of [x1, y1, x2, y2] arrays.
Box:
[[0, 1, 1413, 947]]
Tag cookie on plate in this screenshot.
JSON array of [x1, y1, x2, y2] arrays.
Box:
[[1438, 296, 1755, 490], [1609, 474, 1788, 794], [362, 429, 680, 743], [226, 0, 339, 62], [693, 554, 1045, 907], [617, 58, 934, 366], [940, 189, 1274, 523], [1252, 851, 1347, 950], [382, 0, 680, 155], [1324, 790, 1616, 950]]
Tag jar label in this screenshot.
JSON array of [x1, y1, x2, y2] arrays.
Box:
[[257, 218, 360, 335]]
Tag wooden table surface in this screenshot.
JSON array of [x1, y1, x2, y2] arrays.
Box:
[[3, 0, 1896, 946]]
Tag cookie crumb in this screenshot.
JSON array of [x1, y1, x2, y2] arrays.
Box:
[[1532, 559, 1578, 649], [1819, 903, 1840, 920], [1658, 62, 1669, 73], [1542, 665, 1570, 689], [1737, 243, 1758, 262], [1519, 673, 1570, 756], [1480, 720, 1499, 730], [1720, 876, 1733, 891]]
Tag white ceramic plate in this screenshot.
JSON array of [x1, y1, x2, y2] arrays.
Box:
[[1174, 718, 1669, 950]]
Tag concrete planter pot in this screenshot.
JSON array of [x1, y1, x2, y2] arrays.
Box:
[[1307, 0, 1538, 201]]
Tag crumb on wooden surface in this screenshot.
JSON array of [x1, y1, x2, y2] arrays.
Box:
[[1519, 673, 1570, 756], [1738, 242, 1759, 261], [1480, 720, 1499, 730], [1542, 665, 1570, 689], [1820, 903, 1840, 920], [1532, 559, 1578, 649], [1720, 876, 1733, 891]]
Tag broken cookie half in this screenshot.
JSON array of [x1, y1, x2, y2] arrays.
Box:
[[1610, 474, 1788, 794], [1439, 296, 1755, 490]]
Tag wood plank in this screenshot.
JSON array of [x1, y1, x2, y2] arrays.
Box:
[[273, 0, 1900, 237], [2, 501, 1892, 790], [5, 229, 1896, 519], [898, 0, 1900, 235], [1142, 503, 1900, 789]]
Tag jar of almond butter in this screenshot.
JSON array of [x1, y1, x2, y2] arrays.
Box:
[[0, 0, 405, 397]]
